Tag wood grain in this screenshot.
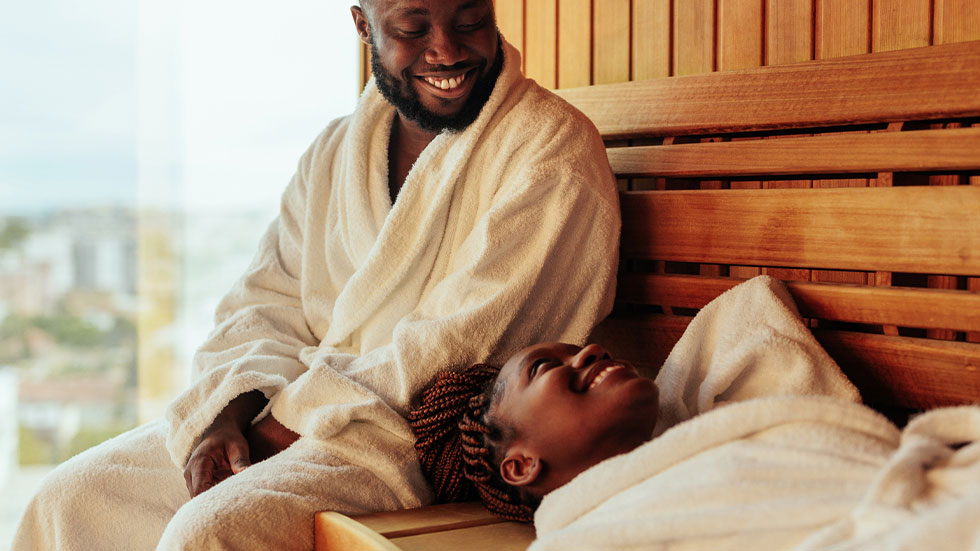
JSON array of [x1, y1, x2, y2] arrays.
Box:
[[632, 0, 671, 80], [555, 40, 980, 138], [605, 127, 980, 177], [718, 0, 765, 70], [525, 0, 557, 88], [495, 0, 525, 57], [619, 186, 980, 275], [766, 0, 814, 65], [673, 0, 715, 75], [557, 0, 592, 88], [615, 273, 980, 332], [816, 0, 871, 59], [934, 0, 980, 44], [593, 0, 631, 84], [872, 0, 931, 52]]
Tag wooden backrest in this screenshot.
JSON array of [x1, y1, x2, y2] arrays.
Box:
[[555, 40, 980, 416]]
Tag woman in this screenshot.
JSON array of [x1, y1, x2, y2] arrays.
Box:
[[409, 341, 659, 521]]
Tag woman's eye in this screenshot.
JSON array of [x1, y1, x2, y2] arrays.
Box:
[[529, 358, 552, 378]]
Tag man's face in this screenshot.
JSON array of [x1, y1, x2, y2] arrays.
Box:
[[492, 342, 660, 495], [352, 0, 502, 134]]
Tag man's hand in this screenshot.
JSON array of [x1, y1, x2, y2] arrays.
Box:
[[184, 390, 267, 497], [246, 415, 300, 464]]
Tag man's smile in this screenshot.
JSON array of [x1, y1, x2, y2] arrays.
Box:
[[415, 66, 479, 100]]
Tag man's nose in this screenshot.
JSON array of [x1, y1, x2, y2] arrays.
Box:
[[571, 344, 609, 369], [425, 28, 465, 67]]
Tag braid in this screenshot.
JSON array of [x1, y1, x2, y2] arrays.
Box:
[[408, 364, 537, 523]]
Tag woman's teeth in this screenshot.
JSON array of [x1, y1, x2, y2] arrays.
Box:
[[424, 72, 467, 90], [588, 365, 624, 390]]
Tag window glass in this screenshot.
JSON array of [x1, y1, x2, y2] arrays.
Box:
[[0, 0, 356, 544]]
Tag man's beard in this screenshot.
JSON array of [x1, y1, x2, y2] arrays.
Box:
[[370, 38, 504, 134]]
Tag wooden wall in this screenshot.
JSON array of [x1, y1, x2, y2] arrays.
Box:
[[493, 0, 980, 88]]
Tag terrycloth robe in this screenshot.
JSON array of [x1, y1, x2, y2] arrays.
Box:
[[13, 40, 619, 551], [530, 277, 980, 550]]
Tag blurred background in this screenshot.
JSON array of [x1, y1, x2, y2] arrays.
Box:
[[0, 0, 357, 545]]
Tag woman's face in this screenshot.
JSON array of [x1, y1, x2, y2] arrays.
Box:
[[491, 342, 659, 495]]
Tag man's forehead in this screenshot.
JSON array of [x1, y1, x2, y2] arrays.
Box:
[[368, 0, 491, 16]]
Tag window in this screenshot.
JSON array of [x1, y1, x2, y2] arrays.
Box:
[[0, 0, 357, 544]]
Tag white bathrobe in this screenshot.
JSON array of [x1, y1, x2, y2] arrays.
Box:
[[531, 277, 980, 550], [13, 40, 619, 551]]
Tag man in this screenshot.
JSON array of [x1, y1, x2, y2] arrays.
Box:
[[13, 1, 619, 549]]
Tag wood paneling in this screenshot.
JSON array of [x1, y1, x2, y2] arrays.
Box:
[[633, 0, 672, 79], [673, 0, 715, 75], [619, 187, 980, 275], [816, 0, 872, 58], [555, 41, 980, 139], [872, 0, 931, 52], [495, 0, 525, 59], [593, 0, 632, 84], [605, 128, 980, 177], [935, 0, 980, 43], [718, 0, 765, 70], [766, 0, 814, 65], [525, 0, 557, 88], [557, 0, 592, 88]]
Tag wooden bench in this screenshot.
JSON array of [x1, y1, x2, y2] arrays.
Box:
[[314, 40, 980, 551]]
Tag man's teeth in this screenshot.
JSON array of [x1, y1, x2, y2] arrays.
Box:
[[588, 365, 624, 390], [424, 73, 467, 90]]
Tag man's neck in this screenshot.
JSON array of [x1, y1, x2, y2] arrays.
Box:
[[388, 114, 437, 202]]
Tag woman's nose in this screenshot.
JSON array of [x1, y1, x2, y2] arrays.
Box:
[[571, 343, 609, 369]]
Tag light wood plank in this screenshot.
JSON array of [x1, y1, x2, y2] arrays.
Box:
[[632, 0, 671, 79], [816, 330, 980, 409], [555, 40, 980, 138], [592, 314, 980, 410], [718, 0, 765, 70], [605, 127, 980, 177], [525, 0, 557, 88], [350, 503, 502, 538], [557, 0, 592, 88], [495, 0, 525, 58], [593, 0, 632, 84], [816, 0, 872, 59], [673, 0, 715, 75], [766, 0, 814, 65], [872, 0, 931, 52], [615, 274, 980, 332], [619, 186, 980, 275], [315, 512, 401, 551], [935, 0, 980, 44], [391, 522, 536, 551]]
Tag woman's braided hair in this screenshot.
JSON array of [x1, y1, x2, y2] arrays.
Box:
[[408, 363, 537, 523]]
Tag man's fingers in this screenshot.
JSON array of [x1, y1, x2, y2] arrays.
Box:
[[226, 438, 252, 474]]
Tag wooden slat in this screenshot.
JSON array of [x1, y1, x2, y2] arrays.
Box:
[[593, 0, 631, 84], [673, 0, 715, 75], [349, 503, 502, 539], [935, 0, 980, 44], [315, 512, 401, 551], [495, 0, 524, 58], [615, 274, 980, 332], [557, 0, 592, 88], [605, 127, 980, 177], [816, 330, 980, 409], [391, 522, 536, 551], [873, 0, 931, 52], [554, 40, 980, 138], [632, 0, 671, 80], [591, 314, 980, 410], [619, 186, 980, 275], [816, 0, 871, 59], [766, 0, 814, 65], [718, 0, 764, 70], [525, 0, 557, 88]]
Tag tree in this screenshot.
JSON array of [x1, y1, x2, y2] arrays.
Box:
[[0, 217, 30, 252]]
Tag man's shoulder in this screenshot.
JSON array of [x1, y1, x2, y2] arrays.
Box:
[[505, 78, 598, 135]]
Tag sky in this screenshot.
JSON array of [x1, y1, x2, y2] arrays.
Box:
[[0, 0, 358, 215]]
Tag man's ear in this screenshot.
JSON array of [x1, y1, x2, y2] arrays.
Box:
[[500, 451, 542, 487], [350, 6, 371, 46]]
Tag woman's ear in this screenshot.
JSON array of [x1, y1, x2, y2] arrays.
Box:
[[500, 451, 542, 487]]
